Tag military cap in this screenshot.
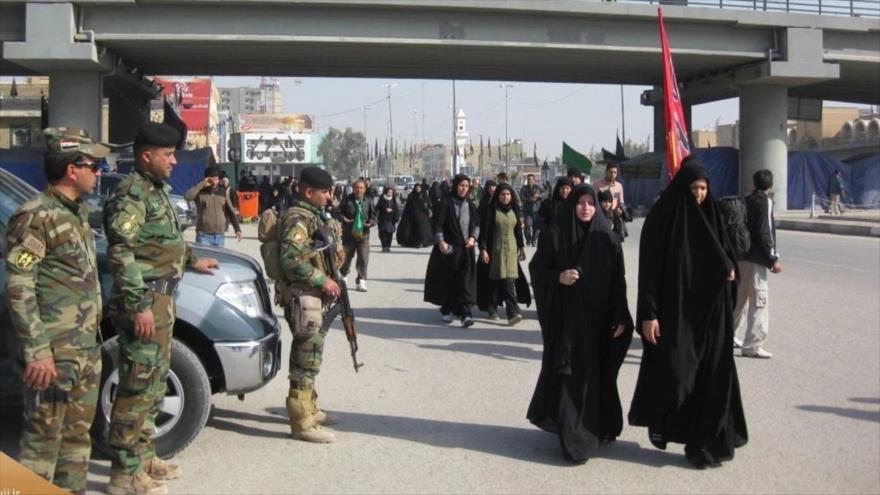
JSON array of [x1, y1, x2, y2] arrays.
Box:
[[134, 122, 181, 148], [299, 166, 333, 189], [42, 127, 110, 158]]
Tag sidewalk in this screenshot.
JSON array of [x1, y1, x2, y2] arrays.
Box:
[[775, 209, 880, 237]]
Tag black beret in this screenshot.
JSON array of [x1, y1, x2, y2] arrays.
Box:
[[299, 166, 333, 189], [134, 122, 181, 148]]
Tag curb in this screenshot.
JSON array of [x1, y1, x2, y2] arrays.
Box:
[[776, 219, 880, 238]]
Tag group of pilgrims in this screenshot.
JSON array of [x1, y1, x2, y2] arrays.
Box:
[[409, 156, 747, 467]]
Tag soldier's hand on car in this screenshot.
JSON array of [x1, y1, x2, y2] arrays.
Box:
[[192, 257, 219, 274], [22, 357, 57, 391], [134, 309, 156, 341], [322, 277, 341, 298]]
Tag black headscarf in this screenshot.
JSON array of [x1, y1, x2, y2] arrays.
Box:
[[481, 180, 498, 205], [556, 184, 609, 266], [450, 174, 470, 199], [551, 177, 574, 201], [491, 182, 517, 214]]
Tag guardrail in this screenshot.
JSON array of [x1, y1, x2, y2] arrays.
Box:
[[610, 0, 880, 18]]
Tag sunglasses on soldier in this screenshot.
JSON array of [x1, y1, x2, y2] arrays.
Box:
[[73, 160, 100, 173]]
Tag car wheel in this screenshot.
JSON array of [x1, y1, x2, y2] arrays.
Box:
[[91, 338, 212, 458]]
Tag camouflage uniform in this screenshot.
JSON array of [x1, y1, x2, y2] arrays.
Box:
[[278, 198, 344, 394], [103, 168, 195, 476], [5, 187, 102, 493]]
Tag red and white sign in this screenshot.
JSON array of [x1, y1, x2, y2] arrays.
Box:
[[658, 8, 691, 179], [156, 78, 212, 132]]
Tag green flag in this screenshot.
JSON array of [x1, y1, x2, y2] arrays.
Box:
[[562, 141, 592, 175]]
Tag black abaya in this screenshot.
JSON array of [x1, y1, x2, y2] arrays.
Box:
[[397, 187, 433, 248], [628, 158, 748, 465], [527, 185, 634, 463]]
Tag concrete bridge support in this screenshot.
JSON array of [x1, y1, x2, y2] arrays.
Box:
[[739, 84, 789, 209], [47, 71, 103, 139]]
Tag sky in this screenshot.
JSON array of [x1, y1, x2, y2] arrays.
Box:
[[215, 76, 741, 161]]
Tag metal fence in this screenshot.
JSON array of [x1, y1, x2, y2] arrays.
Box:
[[610, 0, 880, 18]]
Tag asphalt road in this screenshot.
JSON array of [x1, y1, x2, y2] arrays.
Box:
[[5, 220, 879, 494]]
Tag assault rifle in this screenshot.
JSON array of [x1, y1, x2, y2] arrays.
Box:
[[314, 229, 364, 373]]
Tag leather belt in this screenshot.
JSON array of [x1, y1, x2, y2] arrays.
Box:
[[145, 277, 180, 296]]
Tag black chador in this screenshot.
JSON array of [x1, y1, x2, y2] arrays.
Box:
[[423, 175, 479, 322], [535, 177, 573, 231], [527, 184, 634, 464], [628, 157, 748, 469], [396, 183, 433, 248]]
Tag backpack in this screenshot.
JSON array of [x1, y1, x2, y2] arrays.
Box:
[[718, 196, 751, 261], [258, 208, 285, 281]]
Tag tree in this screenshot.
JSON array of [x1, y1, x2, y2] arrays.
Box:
[[318, 127, 367, 178]]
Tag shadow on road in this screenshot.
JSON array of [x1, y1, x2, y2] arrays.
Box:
[[796, 404, 880, 423], [254, 408, 686, 468], [849, 397, 880, 405], [206, 407, 289, 440]]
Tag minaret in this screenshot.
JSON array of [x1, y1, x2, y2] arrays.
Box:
[[455, 108, 469, 175]]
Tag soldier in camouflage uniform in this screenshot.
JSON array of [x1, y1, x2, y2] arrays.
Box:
[[278, 166, 345, 444], [5, 128, 108, 495], [103, 122, 218, 495]]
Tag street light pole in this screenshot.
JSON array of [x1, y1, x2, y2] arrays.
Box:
[[382, 82, 397, 178], [452, 80, 458, 176], [500, 83, 513, 172]]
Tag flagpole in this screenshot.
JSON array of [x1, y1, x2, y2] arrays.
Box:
[[452, 80, 458, 177]]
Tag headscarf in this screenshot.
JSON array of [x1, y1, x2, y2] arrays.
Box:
[[551, 177, 574, 201], [557, 184, 609, 266], [491, 182, 518, 214], [481, 180, 498, 205], [451, 174, 470, 199]]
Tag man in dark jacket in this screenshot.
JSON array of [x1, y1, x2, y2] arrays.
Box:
[[734, 169, 782, 359], [185, 166, 242, 247], [338, 179, 376, 291]]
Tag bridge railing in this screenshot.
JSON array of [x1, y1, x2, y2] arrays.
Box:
[[609, 0, 880, 18]]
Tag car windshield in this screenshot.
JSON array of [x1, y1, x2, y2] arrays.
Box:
[[0, 168, 38, 225]]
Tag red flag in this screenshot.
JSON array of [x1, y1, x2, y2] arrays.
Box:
[[658, 8, 691, 178]]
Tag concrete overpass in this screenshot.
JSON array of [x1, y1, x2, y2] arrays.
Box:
[[1, 0, 879, 206]]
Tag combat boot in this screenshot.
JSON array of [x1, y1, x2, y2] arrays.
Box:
[[145, 457, 182, 481], [312, 390, 337, 426], [108, 470, 168, 495], [286, 389, 336, 443]]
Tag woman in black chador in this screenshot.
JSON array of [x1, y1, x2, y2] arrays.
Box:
[[628, 156, 748, 469], [535, 177, 573, 232], [423, 174, 479, 328], [527, 184, 634, 464], [376, 186, 400, 252], [396, 183, 433, 248]]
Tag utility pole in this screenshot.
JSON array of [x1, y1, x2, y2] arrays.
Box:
[[500, 83, 513, 172], [362, 106, 368, 177], [382, 82, 397, 178], [620, 85, 627, 148]]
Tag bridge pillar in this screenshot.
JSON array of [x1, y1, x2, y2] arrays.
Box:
[[651, 96, 692, 154], [739, 84, 788, 209], [48, 71, 103, 139]]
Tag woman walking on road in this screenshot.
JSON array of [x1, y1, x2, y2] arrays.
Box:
[[376, 186, 400, 252], [628, 156, 748, 469], [477, 183, 530, 325], [396, 183, 433, 248], [527, 184, 633, 464]]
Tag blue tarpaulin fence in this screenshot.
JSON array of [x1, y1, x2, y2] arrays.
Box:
[[619, 147, 879, 210]]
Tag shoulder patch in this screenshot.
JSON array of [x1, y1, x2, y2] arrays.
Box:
[[20, 232, 46, 259], [14, 251, 39, 270], [292, 224, 309, 244]]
